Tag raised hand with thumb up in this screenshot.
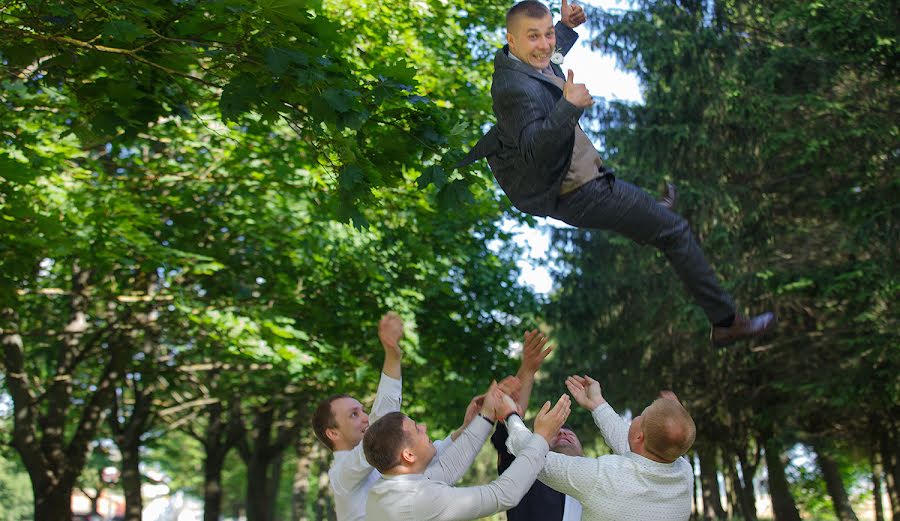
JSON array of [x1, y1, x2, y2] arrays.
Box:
[[563, 69, 593, 108]]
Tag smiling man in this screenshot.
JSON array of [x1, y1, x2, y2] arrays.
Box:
[[460, 0, 775, 347]]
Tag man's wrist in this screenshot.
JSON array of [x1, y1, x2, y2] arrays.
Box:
[[479, 413, 497, 424]]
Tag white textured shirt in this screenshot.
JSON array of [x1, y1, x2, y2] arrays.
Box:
[[507, 404, 693, 521], [366, 417, 549, 521], [327, 374, 456, 521]]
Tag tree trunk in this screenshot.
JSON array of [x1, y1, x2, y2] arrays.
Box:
[[815, 447, 859, 521], [247, 453, 273, 521], [697, 444, 726, 519], [882, 425, 900, 520], [763, 438, 801, 521], [291, 446, 312, 521], [33, 477, 75, 521], [203, 446, 228, 521], [872, 449, 885, 521], [266, 452, 285, 521], [737, 449, 760, 521], [315, 445, 336, 521], [120, 444, 143, 521], [726, 452, 758, 521]]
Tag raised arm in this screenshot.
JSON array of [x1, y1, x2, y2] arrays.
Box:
[[417, 394, 569, 521], [516, 329, 554, 415], [492, 76, 584, 166], [369, 312, 405, 422], [423, 383, 512, 484], [566, 375, 629, 454]]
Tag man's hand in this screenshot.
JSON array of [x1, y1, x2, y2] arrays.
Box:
[[378, 312, 404, 358], [519, 329, 553, 375], [497, 375, 522, 407], [493, 390, 520, 422], [565, 375, 605, 410], [563, 70, 593, 108], [533, 394, 571, 443], [452, 394, 486, 440], [561, 0, 586, 29], [481, 382, 503, 422]]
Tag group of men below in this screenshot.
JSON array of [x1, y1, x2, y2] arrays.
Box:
[[312, 313, 697, 521]]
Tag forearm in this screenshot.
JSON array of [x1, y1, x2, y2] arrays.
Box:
[[369, 372, 402, 423], [421, 435, 549, 521], [513, 99, 583, 164], [425, 416, 493, 484], [592, 402, 630, 455], [515, 369, 535, 415], [381, 352, 401, 380]]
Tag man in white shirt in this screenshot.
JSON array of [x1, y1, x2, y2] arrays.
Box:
[[311, 313, 481, 521], [363, 387, 572, 521], [506, 375, 696, 521]]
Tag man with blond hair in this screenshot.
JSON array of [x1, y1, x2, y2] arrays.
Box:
[[506, 375, 696, 521]]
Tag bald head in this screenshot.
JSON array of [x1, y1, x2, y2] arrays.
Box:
[[506, 1, 551, 31], [641, 398, 696, 463]]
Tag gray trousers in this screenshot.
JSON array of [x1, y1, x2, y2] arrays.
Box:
[[551, 175, 736, 324]]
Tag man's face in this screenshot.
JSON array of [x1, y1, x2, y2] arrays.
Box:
[[329, 397, 369, 449], [402, 416, 436, 467], [507, 13, 556, 70], [550, 427, 583, 456]]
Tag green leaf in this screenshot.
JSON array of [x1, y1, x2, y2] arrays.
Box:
[[102, 20, 147, 43], [417, 165, 447, 190], [220, 74, 258, 121]]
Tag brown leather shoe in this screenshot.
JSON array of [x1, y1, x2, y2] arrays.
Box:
[[710, 312, 776, 347], [659, 182, 677, 211]]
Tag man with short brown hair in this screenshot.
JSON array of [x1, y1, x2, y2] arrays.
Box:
[[460, 0, 775, 346], [311, 313, 481, 521], [364, 385, 572, 521]]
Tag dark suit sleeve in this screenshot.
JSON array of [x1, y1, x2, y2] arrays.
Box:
[[493, 76, 583, 166], [490, 422, 515, 474], [555, 22, 579, 55]]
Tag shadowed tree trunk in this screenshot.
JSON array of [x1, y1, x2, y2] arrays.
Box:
[[814, 445, 859, 521], [238, 400, 305, 521], [1, 265, 131, 521], [880, 419, 900, 520], [763, 438, 801, 521], [291, 443, 313, 521], [697, 444, 726, 519], [872, 449, 885, 521], [199, 398, 243, 521]]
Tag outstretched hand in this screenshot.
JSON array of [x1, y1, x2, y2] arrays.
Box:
[[563, 69, 593, 108], [565, 374, 605, 410], [534, 394, 571, 443], [561, 0, 586, 29], [378, 312, 404, 359], [520, 329, 554, 375]]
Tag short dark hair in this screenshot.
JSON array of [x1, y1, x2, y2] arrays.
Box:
[[506, 1, 551, 28], [363, 412, 409, 473], [312, 394, 352, 450]]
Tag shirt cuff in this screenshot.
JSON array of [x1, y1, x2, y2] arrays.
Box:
[[591, 402, 613, 419]]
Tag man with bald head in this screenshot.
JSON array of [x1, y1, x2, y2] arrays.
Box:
[[460, 0, 775, 347], [505, 375, 696, 521]]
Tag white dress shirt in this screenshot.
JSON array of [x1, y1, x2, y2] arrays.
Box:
[[366, 416, 549, 521], [327, 374, 457, 521], [507, 403, 693, 521]]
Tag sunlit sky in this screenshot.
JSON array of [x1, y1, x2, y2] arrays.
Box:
[[498, 0, 643, 295]]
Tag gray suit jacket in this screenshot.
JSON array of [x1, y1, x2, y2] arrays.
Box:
[[459, 23, 582, 216]]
